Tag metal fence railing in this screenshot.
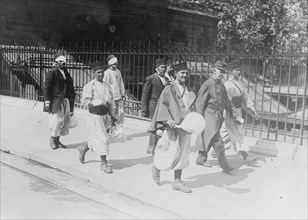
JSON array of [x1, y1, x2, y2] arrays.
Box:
[[1, 43, 307, 145]]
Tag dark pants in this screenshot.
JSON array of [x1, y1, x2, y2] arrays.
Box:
[[146, 132, 159, 154], [196, 131, 231, 170]]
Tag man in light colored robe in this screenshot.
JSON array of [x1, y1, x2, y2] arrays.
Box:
[[78, 61, 116, 174], [218, 68, 259, 165], [148, 62, 196, 193]]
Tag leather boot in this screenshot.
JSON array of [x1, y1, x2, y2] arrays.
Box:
[[56, 136, 67, 148], [49, 137, 59, 150], [100, 155, 113, 174], [78, 145, 89, 164]]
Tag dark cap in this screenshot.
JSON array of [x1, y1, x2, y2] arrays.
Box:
[[214, 60, 226, 71], [90, 61, 105, 71], [173, 62, 188, 73], [156, 58, 167, 67]]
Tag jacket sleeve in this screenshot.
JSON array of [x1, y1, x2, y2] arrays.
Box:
[[66, 73, 76, 113], [242, 88, 255, 112], [223, 85, 239, 118], [118, 70, 125, 97], [141, 77, 152, 116], [195, 83, 209, 115], [81, 83, 92, 109], [43, 70, 55, 102], [148, 87, 173, 132]]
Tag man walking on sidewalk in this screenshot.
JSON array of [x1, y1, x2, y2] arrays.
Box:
[[43, 52, 76, 150], [148, 62, 196, 193], [141, 58, 169, 155], [78, 61, 116, 174], [194, 62, 237, 173], [103, 55, 125, 126], [219, 67, 259, 165]]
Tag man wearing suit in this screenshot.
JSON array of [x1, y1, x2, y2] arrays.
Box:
[[195, 62, 237, 173], [43, 52, 76, 150], [141, 58, 168, 155]]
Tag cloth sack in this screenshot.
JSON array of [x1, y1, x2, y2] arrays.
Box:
[[177, 112, 205, 135], [232, 96, 242, 108], [154, 129, 181, 171], [68, 114, 78, 128], [88, 104, 109, 115], [109, 124, 127, 143]]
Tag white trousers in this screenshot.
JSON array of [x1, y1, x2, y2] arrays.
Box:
[[87, 114, 111, 156], [48, 98, 70, 137]]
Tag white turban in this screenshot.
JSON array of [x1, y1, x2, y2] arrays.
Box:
[[55, 55, 66, 63], [108, 57, 118, 65]]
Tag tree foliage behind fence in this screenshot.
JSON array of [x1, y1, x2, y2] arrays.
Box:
[[0, 43, 307, 144]]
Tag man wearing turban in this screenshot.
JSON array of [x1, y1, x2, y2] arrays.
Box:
[[43, 52, 76, 150], [103, 55, 125, 127]]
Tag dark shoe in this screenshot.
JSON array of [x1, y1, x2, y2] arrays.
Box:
[[239, 150, 249, 160], [151, 165, 160, 185], [196, 161, 212, 167], [78, 145, 89, 164], [100, 163, 113, 174], [245, 156, 257, 166], [49, 137, 59, 150], [222, 166, 234, 174], [172, 181, 192, 193]]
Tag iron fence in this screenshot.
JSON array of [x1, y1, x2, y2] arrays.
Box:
[[1, 43, 307, 145]]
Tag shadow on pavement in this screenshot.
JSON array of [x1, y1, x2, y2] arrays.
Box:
[[65, 141, 88, 149], [127, 131, 149, 140], [109, 156, 153, 170], [187, 167, 254, 192]]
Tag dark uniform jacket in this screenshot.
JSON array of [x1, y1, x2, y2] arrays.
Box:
[[195, 77, 237, 152], [43, 67, 76, 114], [141, 73, 167, 119]]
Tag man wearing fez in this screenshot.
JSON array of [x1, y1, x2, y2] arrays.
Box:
[[194, 61, 238, 173], [148, 62, 196, 193], [141, 58, 169, 155], [104, 55, 125, 126], [78, 61, 116, 174], [165, 60, 175, 82], [43, 52, 76, 150]]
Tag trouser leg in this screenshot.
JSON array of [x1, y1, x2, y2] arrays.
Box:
[[196, 150, 208, 163], [146, 133, 159, 155], [49, 136, 59, 150], [212, 133, 233, 173], [78, 144, 89, 164], [100, 155, 113, 174], [172, 169, 191, 193]]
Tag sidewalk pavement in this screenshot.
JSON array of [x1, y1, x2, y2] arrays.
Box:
[[1, 95, 307, 219]]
